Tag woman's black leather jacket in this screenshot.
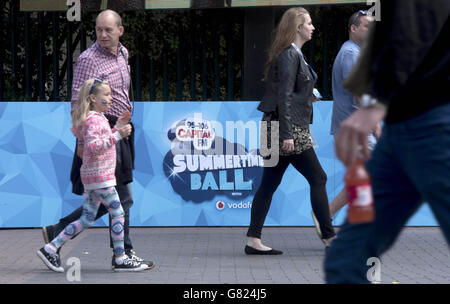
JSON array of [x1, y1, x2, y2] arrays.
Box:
[[258, 45, 316, 141]]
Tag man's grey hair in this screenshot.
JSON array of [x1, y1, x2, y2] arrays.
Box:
[[96, 9, 123, 27]]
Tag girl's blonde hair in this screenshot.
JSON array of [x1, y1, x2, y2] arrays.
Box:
[[71, 78, 109, 128], [264, 7, 310, 80]]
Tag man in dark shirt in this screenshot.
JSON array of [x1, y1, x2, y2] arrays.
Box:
[[324, 0, 449, 283]]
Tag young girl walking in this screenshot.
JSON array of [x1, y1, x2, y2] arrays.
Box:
[[37, 78, 148, 272]]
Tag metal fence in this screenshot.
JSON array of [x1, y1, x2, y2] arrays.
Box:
[[1, 0, 366, 101]]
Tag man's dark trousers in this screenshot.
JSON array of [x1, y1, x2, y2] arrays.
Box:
[[324, 103, 450, 283]]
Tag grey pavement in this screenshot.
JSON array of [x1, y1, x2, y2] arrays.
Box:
[[0, 227, 448, 284]]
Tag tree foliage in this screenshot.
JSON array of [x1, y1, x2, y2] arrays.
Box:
[[1, 1, 367, 101]]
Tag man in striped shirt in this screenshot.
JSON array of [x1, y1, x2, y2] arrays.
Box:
[[42, 9, 153, 270]]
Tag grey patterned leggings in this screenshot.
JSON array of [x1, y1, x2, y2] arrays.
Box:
[[51, 187, 125, 256]]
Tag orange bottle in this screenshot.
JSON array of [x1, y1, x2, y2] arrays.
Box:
[[345, 156, 375, 223]]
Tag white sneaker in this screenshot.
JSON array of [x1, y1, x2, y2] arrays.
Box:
[[113, 257, 148, 272]]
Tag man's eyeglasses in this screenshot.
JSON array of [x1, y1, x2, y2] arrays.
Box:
[[89, 78, 104, 94], [351, 10, 369, 26]]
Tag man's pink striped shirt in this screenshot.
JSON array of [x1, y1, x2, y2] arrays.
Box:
[[71, 41, 132, 118]]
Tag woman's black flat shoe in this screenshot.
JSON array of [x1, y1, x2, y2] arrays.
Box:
[[245, 245, 283, 255]]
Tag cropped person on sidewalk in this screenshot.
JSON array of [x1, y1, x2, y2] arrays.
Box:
[[37, 79, 148, 272], [245, 7, 336, 255], [41, 10, 153, 269], [315, 10, 378, 232], [324, 0, 450, 283]]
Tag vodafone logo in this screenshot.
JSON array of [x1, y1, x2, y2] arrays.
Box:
[[216, 201, 225, 211], [215, 201, 252, 211]]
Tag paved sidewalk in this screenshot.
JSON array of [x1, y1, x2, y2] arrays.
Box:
[[0, 227, 448, 284]]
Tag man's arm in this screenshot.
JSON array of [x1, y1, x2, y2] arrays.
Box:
[[341, 50, 359, 81], [335, 106, 387, 167], [354, 94, 361, 107], [71, 56, 98, 113], [374, 122, 382, 139], [341, 50, 360, 109]]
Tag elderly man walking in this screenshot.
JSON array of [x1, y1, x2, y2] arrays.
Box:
[[41, 10, 154, 270]]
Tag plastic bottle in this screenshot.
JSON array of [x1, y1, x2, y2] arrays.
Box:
[[345, 156, 375, 223]]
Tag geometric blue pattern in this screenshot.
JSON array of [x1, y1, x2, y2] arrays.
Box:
[[110, 200, 121, 210], [111, 221, 124, 236], [64, 223, 78, 237], [0, 102, 438, 227]]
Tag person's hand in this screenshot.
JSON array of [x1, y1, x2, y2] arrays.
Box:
[[374, 122, 382, 139], [282, 139, 294, 152], [115, 111, 131, 129], [335, 106, 386, 167], [118, 124, 132, 139], [76, 144, 84, 159], [312, 95, 318, 103]]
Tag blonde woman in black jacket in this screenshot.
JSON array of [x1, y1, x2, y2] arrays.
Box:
[[245, 7, 336, 255]]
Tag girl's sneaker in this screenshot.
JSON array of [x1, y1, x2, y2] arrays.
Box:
[[127, 250, 155, 270], [112, 256, 149, 272], [36, 247, 64, 273], [111, 251, 155, 270]]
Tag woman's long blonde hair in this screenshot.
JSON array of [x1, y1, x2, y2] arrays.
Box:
[[264, 7, 310, 80], [71, 78, 109, 128]]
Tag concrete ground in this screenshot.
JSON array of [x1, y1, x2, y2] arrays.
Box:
[[0, 227, 448, 284]]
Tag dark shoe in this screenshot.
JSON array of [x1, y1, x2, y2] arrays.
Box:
[[42, 225, 56, 244], [112, 256, 148, 272], [127, 250, 155, 270], [36, 247, 64, 273], [245, 245, 283, 255]]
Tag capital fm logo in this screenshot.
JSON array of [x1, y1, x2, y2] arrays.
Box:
[[163, 113, 264, 204]]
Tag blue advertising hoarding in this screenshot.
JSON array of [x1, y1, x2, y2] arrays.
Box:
[[0, 101, 438, 227]]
